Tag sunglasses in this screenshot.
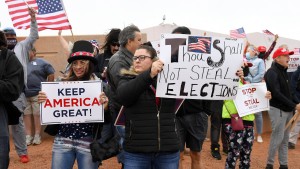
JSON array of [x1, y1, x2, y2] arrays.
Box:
[[111, 42, 120, 47]]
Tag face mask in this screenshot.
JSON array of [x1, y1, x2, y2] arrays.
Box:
[[6, 38, 17, 50], [258, 52, 265, 59], [246, 52, 251, 59]]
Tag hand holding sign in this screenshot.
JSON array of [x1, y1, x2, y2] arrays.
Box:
[[150, 59, 164, 78]]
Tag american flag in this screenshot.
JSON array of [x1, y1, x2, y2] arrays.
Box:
[[230, 27, 246, 38], [5, 0, 72, 31], [188, 36, 211, 54], [294, 48, 300, 55], [263, 29, 274, 36]]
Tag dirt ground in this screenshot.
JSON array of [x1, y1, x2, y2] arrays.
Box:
[[8, 132, 300, 169]]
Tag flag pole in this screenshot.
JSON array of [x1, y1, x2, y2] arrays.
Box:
[[22, 0, 29, 7], [60, 0, 75, 42]]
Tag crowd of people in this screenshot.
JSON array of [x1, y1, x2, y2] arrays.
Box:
[[1, 7, 300, 169]]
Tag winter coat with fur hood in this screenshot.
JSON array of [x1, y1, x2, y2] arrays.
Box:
[[116, 68, 180, 153]]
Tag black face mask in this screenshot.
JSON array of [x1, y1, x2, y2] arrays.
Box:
[[258, 52, 265, 59], [6, 38, 17, 50]]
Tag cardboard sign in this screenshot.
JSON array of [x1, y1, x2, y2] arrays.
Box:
[[156, 34, 244, 100], [40, 81, 103, 125], [287, 55, 300, 72], [233, 83, 269, 117]]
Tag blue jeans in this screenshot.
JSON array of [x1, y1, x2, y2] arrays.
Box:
[[116, 125, 125, 163], [255, 112, 263, 135], [124, 151, 180, 169], [51, 136, 99, 169], [0, 136, 9, 169]]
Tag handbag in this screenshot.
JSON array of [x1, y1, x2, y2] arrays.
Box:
[[224, 102, 244, 131], [90, 123, 120, 163]]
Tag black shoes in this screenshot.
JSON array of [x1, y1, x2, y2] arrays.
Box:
[[265, 164, 273, 169], [288, 142, 295, 149], [211, 148, 222, 160]]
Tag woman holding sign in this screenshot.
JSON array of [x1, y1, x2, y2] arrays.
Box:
[[38, 40, 109, 169], [116, 45, 180, 169], [222, 63, 271, 169]]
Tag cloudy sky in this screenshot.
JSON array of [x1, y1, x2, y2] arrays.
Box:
[[0, 0, 299, 40]]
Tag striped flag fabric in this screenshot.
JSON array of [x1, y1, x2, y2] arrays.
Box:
[[188, 36, 211, 54], [263, 29, 274, 36], [294, 48, 300, 55], [230, 27, 246, 38], [5, 0, 72, 31]]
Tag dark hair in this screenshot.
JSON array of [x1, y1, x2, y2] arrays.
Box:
[[0, 30, 7, 48], [119, 25, 140, 47], [64, 61, 95, 81], [172, 26, 191, 35], [101, 28, 121, 53], [142, 41, 152, 47], [137, 45, 157, 59]]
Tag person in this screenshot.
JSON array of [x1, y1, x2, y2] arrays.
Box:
[[93, 29, 121, 145], [264, 47, 300, 169], [209, 100, 223, 160], [0, 30, 24, 169], [223, 62, 271, 169], [288, 66, 300, 149], [116, 45, 180, 169], [244, 45, 265, 143], [37, 40, 107, 169], [94, 28, 121, 81], [257, 34, 279, 61], [23, 47, 55, 145], [3, 7, 38, 163], [106, 25, 142, 168]]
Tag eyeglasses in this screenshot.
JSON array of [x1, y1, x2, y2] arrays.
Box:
[[133, 55, 152, 61], [111, 42, 120, 47]]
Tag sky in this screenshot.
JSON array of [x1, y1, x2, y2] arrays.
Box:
[[1, 0, 300, 41]]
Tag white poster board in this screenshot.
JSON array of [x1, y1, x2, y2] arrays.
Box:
[[156, 34, 244, 100], [233, 83, 269, 117], [287, 55, 300, 72], [40, 81, 103, 125]]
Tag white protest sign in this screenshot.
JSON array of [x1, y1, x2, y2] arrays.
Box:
[[287, 55, 300, 72], [40, 81, 103, 125], [151, 40, 160, 57], [156, 34, 244, 100], [233, 83, 269, 117]]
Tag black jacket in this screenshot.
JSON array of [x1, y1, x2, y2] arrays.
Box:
[[176, 99, 213, 117], [264, 62, 296, 112], [94, 51, 112, 80], [0, 48, 24, 102], [107, 47, 133, 114], [117, 70, 180, 153]]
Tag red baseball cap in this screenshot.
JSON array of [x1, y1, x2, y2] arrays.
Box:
[[257, 46, 266, 52], [273, 48, 294, 59]]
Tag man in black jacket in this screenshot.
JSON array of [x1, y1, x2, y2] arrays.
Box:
[[106, 25, 142, 167], [264, 47, 300, 169], [0, 30, 24, 169]]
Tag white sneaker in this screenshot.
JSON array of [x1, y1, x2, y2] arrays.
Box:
[[25, 135, 33, 146], [32, 135, 42, 145], [257, 136, 263, 143]]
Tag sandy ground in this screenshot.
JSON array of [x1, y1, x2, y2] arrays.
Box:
[[8, 132, 300, 169]]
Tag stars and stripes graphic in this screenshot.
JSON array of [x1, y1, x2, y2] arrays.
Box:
[[5, 0, 72, 31], [188, 36, 211, 54], [230, 27, 246, 38], [294, 48, 300, 55], [262, 29, 274, 36]]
